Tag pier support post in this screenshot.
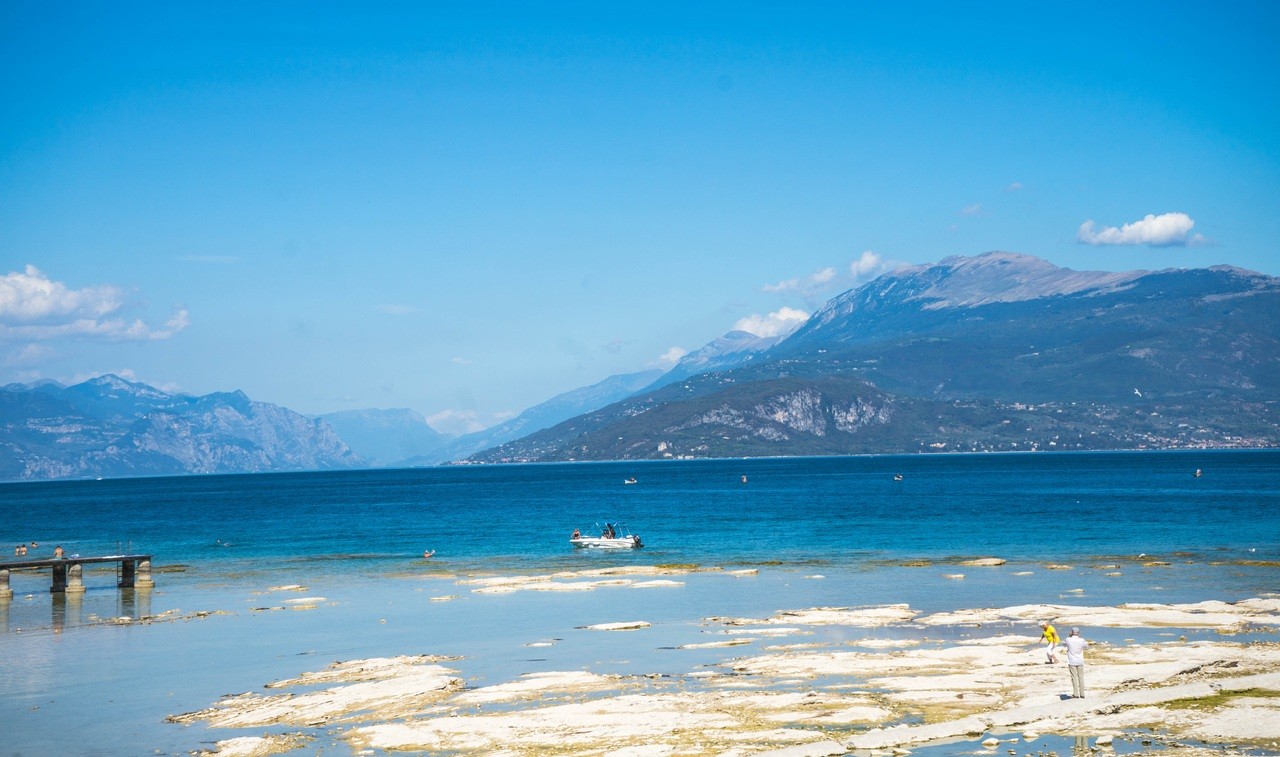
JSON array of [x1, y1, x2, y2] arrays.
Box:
[[51, 562, 67, 593], [134, 559, 154, 589], [0, 568, 11, 600], [65, 563, 85, 596]]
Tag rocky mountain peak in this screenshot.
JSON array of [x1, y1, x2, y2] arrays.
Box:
[[891, 251, 1148, 310]]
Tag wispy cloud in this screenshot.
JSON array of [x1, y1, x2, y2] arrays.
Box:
[[762, 251, 890, 301], [451, 356, 474, 365], [958, 203, 983, 217], [426, 408, 486, 435], [377, 304, 419, 315], [1005, 181, 1023, 192], [762, 266, 837, 294], [1077, 212, 1205, 247], [3, 343, 53, 366], [654, 346, 687, 368], [733, 307, 809, 338], [0, 265, 190, 342]]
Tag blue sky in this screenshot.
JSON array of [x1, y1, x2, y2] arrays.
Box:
[[3, 2, 1278, 434]]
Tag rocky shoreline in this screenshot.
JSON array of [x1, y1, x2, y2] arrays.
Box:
[[167, 566, 1280, 757]]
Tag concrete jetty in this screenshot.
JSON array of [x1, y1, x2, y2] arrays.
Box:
[[0, 554, 153, 599]]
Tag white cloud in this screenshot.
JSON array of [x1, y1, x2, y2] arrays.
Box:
[[959, 203, 983, 217], [426, 408, 487, 436], [0, 265, 121, 322], [0, 265, 190, 342], [850, 250, 888, 279], [761, 252, 889, 304], [3, 343, 53, 366], [0, 307, 190, 341], [451, 356, 474, 365], [762, 267, 836, 294], [655, 346, 687, 368], [377, 304, 419, 315], [142, 309, 189, 343], [809, 267, 836, 284], [1077, 212, 1204, 247], [732, 306, 810, 338], [1005, 181, 1023, 192]]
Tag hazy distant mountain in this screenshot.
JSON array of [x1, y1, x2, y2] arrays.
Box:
[[317, 408, 452, 467], [647, 329, 782, 390], [7, 253, 1277, 477], [412, 369, 665, 465], [0, 375, 362, 481], [469, 253, 1280, 463]]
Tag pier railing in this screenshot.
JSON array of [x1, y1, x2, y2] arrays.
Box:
[[0, 554, 154, 599]]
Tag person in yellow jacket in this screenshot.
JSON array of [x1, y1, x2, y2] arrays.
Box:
[[1038, 621, 1060, 663]]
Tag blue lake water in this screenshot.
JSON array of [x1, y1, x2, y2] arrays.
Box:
[[1, 449, 1277, 756], [4, 449, 1277, 573]]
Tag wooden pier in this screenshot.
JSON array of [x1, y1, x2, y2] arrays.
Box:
[[0, 554, 153, 599]]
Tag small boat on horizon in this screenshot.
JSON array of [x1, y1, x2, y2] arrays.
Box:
[[570, 522, 642, 549], [624, 477, 637, 484]]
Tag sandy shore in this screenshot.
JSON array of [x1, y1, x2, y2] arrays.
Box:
[[168, 566, 1280, 756]]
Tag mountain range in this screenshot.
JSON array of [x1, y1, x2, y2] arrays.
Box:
[[3, 252, 1276, 481], [0, 375, 360, 481], [403, 369, 665, 466], [468, 252, 1280, 463]]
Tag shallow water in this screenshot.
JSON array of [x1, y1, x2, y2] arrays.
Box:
[[1, 450, 1277, 755]]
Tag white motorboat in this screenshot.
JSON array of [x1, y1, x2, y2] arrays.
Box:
[[570, 522, 643, 549]]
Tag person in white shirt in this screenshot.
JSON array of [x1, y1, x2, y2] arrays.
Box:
[[1063, 627, 1089, 698]]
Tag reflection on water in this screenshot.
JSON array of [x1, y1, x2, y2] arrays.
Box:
[[1073, 734, 1089, 756], [118, 587, 151, 621], [1, 585, 155, 634], [51, 593, 82, 632]]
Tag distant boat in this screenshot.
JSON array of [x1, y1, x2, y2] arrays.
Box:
[[741, 475, 748, 484], [570, 522, 642, 549], [894, 474, 904, 481], [1194, 469, 1203, 478], [624, 477, 637, 484]]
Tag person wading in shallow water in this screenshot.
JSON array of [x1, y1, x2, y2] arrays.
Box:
[[1064, 627, 1089, 698], [1038, 621, 1060, 663]]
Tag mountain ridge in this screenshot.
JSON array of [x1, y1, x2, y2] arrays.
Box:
[[467, 254, 1280, 463], [5, 253, 1276, 480], [1, 375, 362, 481]]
